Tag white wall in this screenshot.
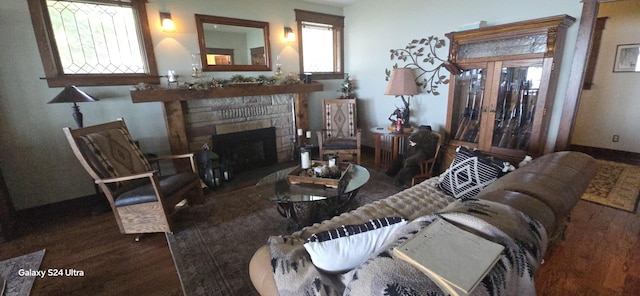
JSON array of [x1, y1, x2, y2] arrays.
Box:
[[0, 0, 342, 209], [572, 0, 640, 153], [343, 0, 583, 152], [0, 0, 589, 209]]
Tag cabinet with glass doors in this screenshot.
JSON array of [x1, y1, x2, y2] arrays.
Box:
[[442, 15, 575, 166]]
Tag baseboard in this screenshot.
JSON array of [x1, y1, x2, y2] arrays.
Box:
[[15, 193, 106, 220], [569, 145, 640, 166]]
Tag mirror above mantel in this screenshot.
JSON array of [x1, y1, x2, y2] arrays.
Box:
[[195, 14, 271, 72]]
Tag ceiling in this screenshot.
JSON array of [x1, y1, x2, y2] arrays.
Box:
[[300, 0, 358, 7]]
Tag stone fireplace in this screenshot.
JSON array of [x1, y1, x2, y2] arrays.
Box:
[[129, 82, 323, 170], [184, 94, 296, 164]]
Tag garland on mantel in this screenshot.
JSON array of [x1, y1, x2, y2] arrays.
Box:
[[132, 73, 303, 91], [185, 73, 302, 90]]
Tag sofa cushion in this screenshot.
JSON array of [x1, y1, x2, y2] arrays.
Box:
[[480, 151, 597, 222], [303, 217, 408, 273], [439, 146, 510, 199], [475, 190, 557, 236]]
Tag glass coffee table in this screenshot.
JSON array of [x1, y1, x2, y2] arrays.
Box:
[[255, 164, 370, 230]]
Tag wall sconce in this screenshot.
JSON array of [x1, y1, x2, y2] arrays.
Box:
[[284, 27, 295, 42], [160, 12, 175, 32]]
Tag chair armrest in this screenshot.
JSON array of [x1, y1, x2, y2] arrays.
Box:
[[147, 153, 195, 162], [147, 153, 198, 174], [94, 171, 157, 184]]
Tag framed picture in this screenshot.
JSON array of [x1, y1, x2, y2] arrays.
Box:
[[613, 43, 640, 72]]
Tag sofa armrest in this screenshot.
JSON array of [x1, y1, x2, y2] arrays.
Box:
[[479, 151, 597, 223], [249, 245, 278, 296]]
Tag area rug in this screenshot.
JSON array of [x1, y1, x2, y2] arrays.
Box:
[[166, 168, 400, 296], [0, 249, 46, 296], [581, 159, 640, 212]]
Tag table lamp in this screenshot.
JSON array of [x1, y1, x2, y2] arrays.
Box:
[[48, 85, 98, 128], [385, 68, 419, 132]]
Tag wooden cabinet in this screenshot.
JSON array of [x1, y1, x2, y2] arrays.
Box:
[[443, 15, 575, 165]]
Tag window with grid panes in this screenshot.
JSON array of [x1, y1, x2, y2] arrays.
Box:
[[295, 9, 344, 79], [28, 0, 159, 87]]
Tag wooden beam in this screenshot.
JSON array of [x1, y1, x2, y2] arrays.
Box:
[[555, 0, 599, 151], [130, 82, 323, 103]]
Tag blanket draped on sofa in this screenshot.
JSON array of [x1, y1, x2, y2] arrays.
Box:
[[268, 178, 547, 295]]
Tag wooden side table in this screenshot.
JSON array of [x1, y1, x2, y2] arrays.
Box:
[[0, 166, 16, 242], [371, 127, 412, 170]]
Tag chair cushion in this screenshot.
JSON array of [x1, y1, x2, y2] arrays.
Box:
[[114, 172, 197, 207], [323, 138, 357, 150], [79, 127, 151, 179]]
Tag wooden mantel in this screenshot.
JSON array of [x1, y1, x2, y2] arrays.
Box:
[[130, 81, 324, 157]]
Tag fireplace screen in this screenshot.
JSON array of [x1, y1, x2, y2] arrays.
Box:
[[212, 127, 277, 172]]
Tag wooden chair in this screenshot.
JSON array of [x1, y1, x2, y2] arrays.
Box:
[[411, 132, 442, 186], [316, 99, 361, 164], [63, 118, 204, 238]]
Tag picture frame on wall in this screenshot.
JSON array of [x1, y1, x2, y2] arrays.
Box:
[[613, 43, 640, 72]]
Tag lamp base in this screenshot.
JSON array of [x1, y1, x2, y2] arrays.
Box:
[[72, 102, 83, 128], [387, 124, 414, 133]]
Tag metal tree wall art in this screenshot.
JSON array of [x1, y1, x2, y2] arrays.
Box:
[[385, 36, 450, 95]]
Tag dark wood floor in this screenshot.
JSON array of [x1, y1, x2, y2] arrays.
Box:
[[1, 149, 638, 295]]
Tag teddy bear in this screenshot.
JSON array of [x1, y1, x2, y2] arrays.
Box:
[[385, 127, 440, 186]]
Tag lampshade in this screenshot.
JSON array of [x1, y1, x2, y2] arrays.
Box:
[[48, 85, 98, 104], [48, 85, 98, 128], [385, 68, 419, 96]]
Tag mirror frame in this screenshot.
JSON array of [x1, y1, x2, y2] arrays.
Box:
[[195, 14, 271, 72]]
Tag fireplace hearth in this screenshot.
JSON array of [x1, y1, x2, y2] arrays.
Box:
[[212, 127, 277, 172]]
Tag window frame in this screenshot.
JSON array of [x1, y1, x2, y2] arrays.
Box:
[[28, 0, 159, 87], [295, 9, 344, 80]]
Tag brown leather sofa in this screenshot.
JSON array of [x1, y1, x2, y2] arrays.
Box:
[[249, 151, 597, 295]]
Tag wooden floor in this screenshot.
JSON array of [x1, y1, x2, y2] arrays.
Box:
[[1, 149, 638, 295]]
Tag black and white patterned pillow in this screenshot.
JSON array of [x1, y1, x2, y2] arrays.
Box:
[[304, 217, 408, 273], [439, 147, 509, 199]]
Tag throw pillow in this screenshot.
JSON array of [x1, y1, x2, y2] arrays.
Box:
[[439, 146, 508, 199], [303, 217, 408, 273]]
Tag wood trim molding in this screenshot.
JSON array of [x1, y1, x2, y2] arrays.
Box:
[[555, 0, 600, 151], [130, 82, 323, 103], [583, 17, 608, 90]]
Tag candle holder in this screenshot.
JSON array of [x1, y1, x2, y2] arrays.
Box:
[[300, 146, 311, 169]]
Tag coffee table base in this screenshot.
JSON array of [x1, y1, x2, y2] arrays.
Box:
[[275, 189, 361, 231]]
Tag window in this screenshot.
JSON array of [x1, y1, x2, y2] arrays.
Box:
[[28, 0, 159, 87], [295, 9, 344, 79]]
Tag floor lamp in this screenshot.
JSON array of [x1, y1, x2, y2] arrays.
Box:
[[48, 85, 98, 128]]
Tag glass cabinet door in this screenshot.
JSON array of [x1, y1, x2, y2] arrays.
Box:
[[451, 68, 486, 144], [491, 63, 542, 151]]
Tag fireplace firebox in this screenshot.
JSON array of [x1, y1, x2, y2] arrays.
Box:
[[212, 127, 277, 172]]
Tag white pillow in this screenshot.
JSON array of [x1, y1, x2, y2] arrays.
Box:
[[303, 217, 408, 273]]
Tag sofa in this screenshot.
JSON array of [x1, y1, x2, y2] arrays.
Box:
[[249, 151, 597, 295]]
